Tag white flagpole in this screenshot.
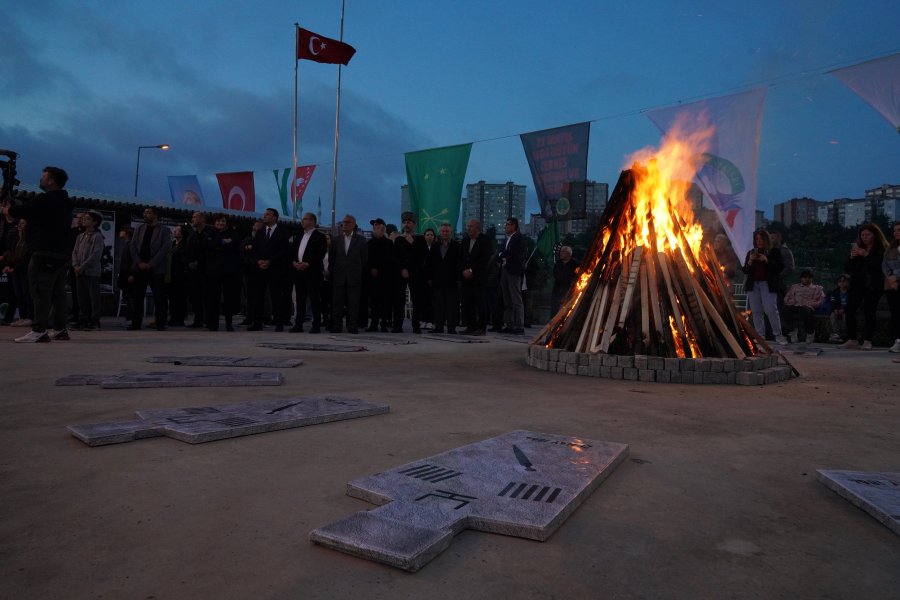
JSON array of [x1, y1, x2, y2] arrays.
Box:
[[330, 0, 346, 233], [293, 23, 300, 221]]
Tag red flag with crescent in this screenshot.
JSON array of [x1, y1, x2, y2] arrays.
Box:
[[296, 27, 356, 65], [216, 171, 256, 212]]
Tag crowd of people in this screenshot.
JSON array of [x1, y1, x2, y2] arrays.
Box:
[[735, 222, 900, 352], [2, 166, 898, 354]]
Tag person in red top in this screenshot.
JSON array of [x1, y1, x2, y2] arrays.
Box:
[[741, 229, 787, 345]]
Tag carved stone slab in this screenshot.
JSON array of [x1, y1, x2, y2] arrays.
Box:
[[494, 335, 530, 344], [817, 469, 900, 535], [257, 342, 367, 352], [147, 355, 304, 368], [422, 334, 489, 344], [68, 396, 389, 446], [56, 374, 105, 386], [310, 430, 628, 571], [56, 371, 284, 388], [330, 335, 416, 345]]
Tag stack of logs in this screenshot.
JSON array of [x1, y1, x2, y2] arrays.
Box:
[[533, 168, 771, 358]]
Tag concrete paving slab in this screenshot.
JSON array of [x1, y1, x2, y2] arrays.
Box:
[[817, 470, 900, 536], [147, 355, 304, 367]]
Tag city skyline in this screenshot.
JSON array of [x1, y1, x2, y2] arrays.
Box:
[[4, 1, 898, 225]]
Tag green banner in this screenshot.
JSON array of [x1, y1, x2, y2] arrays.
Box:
[[536, 217, 559, 262], [404, 143, 472, 233]]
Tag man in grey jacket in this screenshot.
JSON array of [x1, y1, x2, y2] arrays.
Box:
[[128, 206, 171, 330], [71, 210, 104, 329], [329, 214, 368, 334]]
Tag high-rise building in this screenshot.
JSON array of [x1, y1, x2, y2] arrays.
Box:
[[773, 197, 823, 226], [462, 181, 526, 237], [865, 183, 900, 223], [558, 181, 609, 235]]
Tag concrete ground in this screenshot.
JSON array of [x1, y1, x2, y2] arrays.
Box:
[[1, 319, 898, 600]]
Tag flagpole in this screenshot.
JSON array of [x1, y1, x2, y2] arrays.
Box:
[[330, 0, 346, 233], [293, 22, 300, 221]]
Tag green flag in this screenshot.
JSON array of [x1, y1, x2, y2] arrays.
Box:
[[536, 218, 559, 262], [404, 143, 472, 233]]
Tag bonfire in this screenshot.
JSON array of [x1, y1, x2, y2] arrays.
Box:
[[533, 124, 771, 359]]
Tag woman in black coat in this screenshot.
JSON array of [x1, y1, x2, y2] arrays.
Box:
[[841, 222, 888, 349], [741, 229, 787, 344]]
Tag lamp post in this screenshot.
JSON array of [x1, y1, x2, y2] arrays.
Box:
[[133, 144, 170, 197]]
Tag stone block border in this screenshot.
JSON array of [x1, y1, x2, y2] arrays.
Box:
[[525, 346, 795, 385]]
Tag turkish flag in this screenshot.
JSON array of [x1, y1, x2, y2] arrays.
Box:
[[292, 164, 316, 201], [216, 171, 256, 212], [296, 27, 356, 65]]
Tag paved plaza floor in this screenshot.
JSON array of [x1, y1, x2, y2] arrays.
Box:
[[1, 320, 898, 599]]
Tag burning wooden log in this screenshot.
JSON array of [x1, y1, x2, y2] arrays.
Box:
[[533, 166, 769, 359]]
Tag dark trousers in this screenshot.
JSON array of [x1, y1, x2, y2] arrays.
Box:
[[205, 272, 241, 329], [132, 270, 167, 329], [432, 285, 459, 330], [10, 266, 30, 320], [886, 289, 900, 339], [332, 284, 361, 332], [784, 305, 816, 335], [368, 277, 392, 327], [293, 269, 323, 328], [461, 280, 487, 330], [845, 287, 883, 341], [167, 277, 187, 325], [28, 256, 69, 332], [186, 271, 205, 324], [249, 269, 289, 326], [75, 274, 101, 324]]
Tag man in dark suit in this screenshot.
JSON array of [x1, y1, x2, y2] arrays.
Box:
[[289, 212, 327, 333], [392, 211, 428, 333], [366, 218, 394, 332], [427, 223, 461, 333], [329, 214, 368, 334], [128, 206, 172, 331], [247, 208, 291, 331], [458, 219, 492, 336], [184, 211, 212, 327], [498, 217, 526, 334]]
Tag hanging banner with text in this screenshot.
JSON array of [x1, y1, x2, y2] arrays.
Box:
[[215, 171, 256, 212], [520, 122, 590, 221]]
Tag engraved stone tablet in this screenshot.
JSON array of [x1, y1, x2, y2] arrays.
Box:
[[55, 374, 105, 386], [330, 335, 415, 345], [257, 342, 367, 352], [423, 334, 489, 344], [310, 430, 628, 571], [101, 371, 284, 388], [817, 469, 900, 536], [147, 356, 304, 368], [68, 396, 389, 446]]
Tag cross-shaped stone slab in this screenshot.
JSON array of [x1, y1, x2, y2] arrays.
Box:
[[817, 469, 900, 536], [68, 396, 389, 446], [257, 342, 367, 352], [330, 335, 416, 345], [422, 334, 489, 343], [147, 356, 304, 368], [56, 371, 284, 388], [310, 430, 628, 571]]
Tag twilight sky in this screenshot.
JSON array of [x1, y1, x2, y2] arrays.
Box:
[[3, 0, 898, 225]]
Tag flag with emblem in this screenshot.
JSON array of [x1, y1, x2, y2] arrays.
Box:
[[404, 143, 472, 233]]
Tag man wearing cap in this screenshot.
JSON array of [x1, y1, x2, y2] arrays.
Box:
[[366, 217, 394, 331], [71, 210, 105, 329], [392, 211, 428, 333]]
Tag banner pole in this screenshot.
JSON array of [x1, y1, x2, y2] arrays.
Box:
[[293, 22, 300, 221], [330, 0, 346, 233]]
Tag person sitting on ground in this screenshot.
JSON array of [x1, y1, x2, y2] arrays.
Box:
[[827, 274, 850, 343], [783, 270, 825, 343]]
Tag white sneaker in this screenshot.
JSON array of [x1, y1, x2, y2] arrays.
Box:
[[805, 333, 815, 344], [889, 339, 900, 353], [775, 335, 788, 345], [14, 330, 50, 343], [840, 339, 860, 349], [861, 340, 873, 350], [828, 333, 842, 343]]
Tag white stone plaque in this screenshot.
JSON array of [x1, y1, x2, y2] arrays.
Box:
[[817, 469, 900, 536]]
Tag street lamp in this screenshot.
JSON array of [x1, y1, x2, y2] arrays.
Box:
[[133, 144, 170, 197]]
